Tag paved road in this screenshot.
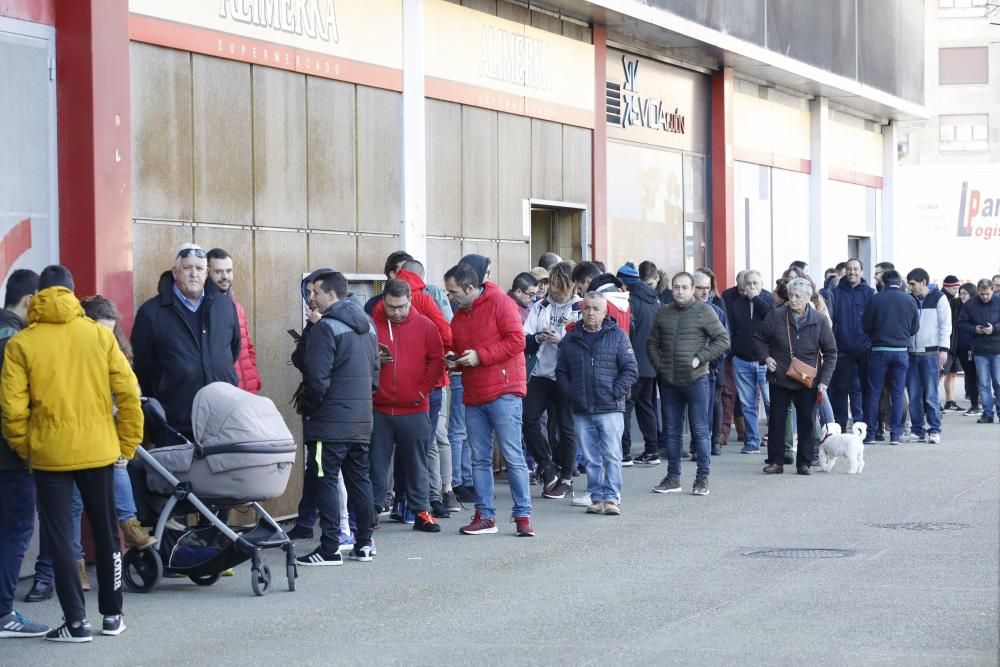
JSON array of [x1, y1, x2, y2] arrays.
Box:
[[7, 412, 999, 666]]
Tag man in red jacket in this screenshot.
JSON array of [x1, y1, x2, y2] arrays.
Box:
[[445, 261, 534, 537], [207, 248, 261, 393], [370, 280, 444, 533]]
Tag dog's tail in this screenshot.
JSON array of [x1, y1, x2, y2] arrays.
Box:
[[852, 422, 867, 439]]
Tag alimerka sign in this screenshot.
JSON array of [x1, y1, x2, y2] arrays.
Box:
[[216, 0, 340, 44], [957, 181, 1000, 240]]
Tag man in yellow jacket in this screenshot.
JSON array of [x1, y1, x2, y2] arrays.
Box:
[[0, 266, 143, 643]]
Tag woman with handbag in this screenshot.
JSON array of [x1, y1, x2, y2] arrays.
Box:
[[753, 278, 838, 475]]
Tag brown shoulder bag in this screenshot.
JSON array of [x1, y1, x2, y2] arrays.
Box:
[[785, 313, 817, 388]]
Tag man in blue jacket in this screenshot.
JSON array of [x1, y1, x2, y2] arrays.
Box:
[[826, 259, 876, 432], [556, 292, 638, 516], [957, 279, 1000, 424], [861, 270, 920, 445]]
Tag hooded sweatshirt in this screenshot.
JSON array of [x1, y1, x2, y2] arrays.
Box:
[[0, 287, 143, 471], [372, 307, 444, 415], [523, 294, 582, 380]]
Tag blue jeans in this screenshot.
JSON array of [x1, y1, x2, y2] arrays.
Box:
[[907, 354, 942, 436], [448, 374, 472, 487], [573, 412, 624, 503], [0, 469, 35, 615], [867, 351, 909, 441], [465, 394, 532, 520], [974, 354, 1000, 418], [732, 357, 769, 449], [660, 376, 712, 479], [816, 387, 835, 426]]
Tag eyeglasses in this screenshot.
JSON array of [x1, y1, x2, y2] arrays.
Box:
[[177, 248, 206, 259], [384, 302, 410, 312]]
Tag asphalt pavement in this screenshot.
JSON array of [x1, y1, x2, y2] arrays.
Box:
[[6, 409, 999, 666]]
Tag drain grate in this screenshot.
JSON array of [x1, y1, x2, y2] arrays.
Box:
[[872, 522, 972, 531], [727, 547, 885, 560]]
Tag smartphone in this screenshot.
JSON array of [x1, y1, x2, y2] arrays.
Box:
[[378, 343, 392, 355], [287, 329, 301, 342], [445, 353, 460, 362]]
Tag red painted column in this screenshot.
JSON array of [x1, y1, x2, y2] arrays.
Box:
[[591, 23, 607, 263], [710, 67, 735, 289], [56, 0, 133, 326]]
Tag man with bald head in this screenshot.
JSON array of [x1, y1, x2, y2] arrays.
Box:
[[727, 270, 773, 454]]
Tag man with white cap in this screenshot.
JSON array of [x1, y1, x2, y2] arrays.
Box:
[[131, 242, 241, 439]]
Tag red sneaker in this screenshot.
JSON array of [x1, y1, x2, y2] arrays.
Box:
[[513, 516, 535, 537], [413, 511, 441, 533], [459, 510, 497, 535]]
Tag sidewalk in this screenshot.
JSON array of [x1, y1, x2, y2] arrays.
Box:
[[7, 410, 998, 666]]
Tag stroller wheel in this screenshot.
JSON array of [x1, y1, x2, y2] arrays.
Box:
[[286, 562, 296, 592], [190, 572, 221, 587], [251, 564, 271, 597], [123, 548, 163, 594]]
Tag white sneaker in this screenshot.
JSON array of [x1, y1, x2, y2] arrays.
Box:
[[927, 432, 941, 444], [571, 492, 592, 507], [901, 433, 926, 443]]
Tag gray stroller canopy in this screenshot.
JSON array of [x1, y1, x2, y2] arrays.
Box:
[[192, 383, 294, 449]]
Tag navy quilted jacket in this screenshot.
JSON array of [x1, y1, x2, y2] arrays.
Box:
[[556, 317, 638, 415]]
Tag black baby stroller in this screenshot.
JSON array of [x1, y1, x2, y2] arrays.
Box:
[[126, 382, 298, 596]]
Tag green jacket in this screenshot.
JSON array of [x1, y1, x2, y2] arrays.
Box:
[[647, 300, 729, 387]]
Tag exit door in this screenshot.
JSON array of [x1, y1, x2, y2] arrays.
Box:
[[527, 200, 589, 265]]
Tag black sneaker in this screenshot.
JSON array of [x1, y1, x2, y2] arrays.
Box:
[[943, 401, 962, 412], [413, 511, 442, 533], [101, 614, 126, 636], [542, 480, 572, 499], [652, 476, 681, 493], [453, 485, 476, 503], [691, 477, 709, 496], [0, 610, 49, 638], [286, 524, 314, 540], [296, 548, 343, 566], [45, 620, 93, 643], [711, 443, 721, 456], [621, 455, 634, 467], [430, 500, 451, 519], [977, 414, 996, 424], [963, 406, 983, 417], [540, 466, 560, 492], [349, 544, 375, 562], [635, 452, 661, 465], [443, 490, 462, 513]]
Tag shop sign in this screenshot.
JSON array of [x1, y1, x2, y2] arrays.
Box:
[[217, 0, 340, 44], [957, 181, 1000, 239], [424, 0, 594, 128], [605, 48, 707, 154]]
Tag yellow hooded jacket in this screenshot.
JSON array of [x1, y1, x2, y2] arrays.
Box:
[[0, 287, 143, 471]]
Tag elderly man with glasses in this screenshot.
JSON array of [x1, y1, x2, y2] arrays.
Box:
[[131, 243, 241, 440]]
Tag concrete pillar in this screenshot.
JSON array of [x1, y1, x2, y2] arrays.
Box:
[[56, 0, 133, 326], [809, 96, 829, 275], [400, 0, 427, 262], [591, 23, 607, 263], [710, 67, 735, 288], [880, 121, 897, 263]]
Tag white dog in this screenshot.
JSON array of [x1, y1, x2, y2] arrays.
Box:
[[818, 422, 867, 474]]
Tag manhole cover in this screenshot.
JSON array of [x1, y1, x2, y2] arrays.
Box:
[[872, 522, 972, 531], [726, 547, 884, 560]]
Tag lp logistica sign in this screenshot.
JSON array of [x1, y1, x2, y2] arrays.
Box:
[[957, 181, 1000, 240], [606, 55, 686, 134]]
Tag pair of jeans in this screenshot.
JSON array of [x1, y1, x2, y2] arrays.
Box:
[[307, 441, 373, 556], [623, 377, 658, 457], [465, 394, 532, 520], [33, 467, 122, 623], [732, 357, 769, 449], [434, 394, 452, 490], [370, 411, 432, 514], [424, 388, 444, 503], [574, 412, 625, 503], [708, 374, 724, 445], [816, 387, 835, 427], [522, 376, 577, 479], [0, 469, 35, 615], [829, 348, 869, 431], [660, 376, 711, 479], [907, 354, 942, 436], [767, 383, 818, 466], [447, 374, 473, 488], [867, 350, 909, 441], [974, 354, 1000, 418]]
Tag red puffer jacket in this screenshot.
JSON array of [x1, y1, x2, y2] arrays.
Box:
[[392, 269, 452, 387], [450, 282, 527, 405], [233, 298, 262, 394], [372, 307, 444, 415]]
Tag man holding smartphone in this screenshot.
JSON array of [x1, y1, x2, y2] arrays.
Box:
[[958, 279, 1000, 424]]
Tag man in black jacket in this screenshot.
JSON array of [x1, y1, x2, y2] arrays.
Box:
[[728, 270, 773, 454], [296, 271, 379, 566], [131, 243, 240, 440], [556, 293, 638, 516], [619, 261, 662, 465], [861, 270, 920, 444]]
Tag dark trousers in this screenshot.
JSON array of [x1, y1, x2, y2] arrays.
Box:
[[521, 376, 576, 479], [766, 384, 818, 467], [720, 358, 737, 439], [958, 350, 980, 407], [709, 373, 724, 445], [0, 469, 35, 615], [372, 411, 431, 514], [829, 348, 870, 431], [33, 466, 121, 622], [306, 440, 374, 556], [294, 441, 319, 528], [623, 376, 658, 457]]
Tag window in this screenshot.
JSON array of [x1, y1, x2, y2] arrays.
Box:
[[939, 47, 989, 84], [938, 0, 988, 18], [939, 114, 989, 152]]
